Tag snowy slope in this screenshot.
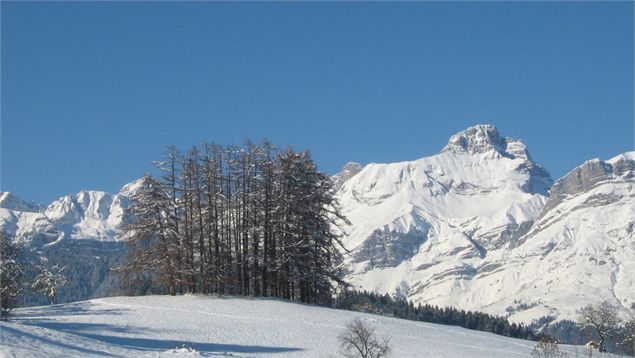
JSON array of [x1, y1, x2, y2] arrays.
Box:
[[0, 295, 601, 358], [335, 124, 634, 323]]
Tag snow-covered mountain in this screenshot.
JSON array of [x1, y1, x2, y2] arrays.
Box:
[[0, 178, 147, 247], [4, 124, 633, 324], [335, 124, 634, 323]]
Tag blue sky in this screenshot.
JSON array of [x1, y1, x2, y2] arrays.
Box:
[[2, 2, 633, 204]]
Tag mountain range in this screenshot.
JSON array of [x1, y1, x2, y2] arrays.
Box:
[[2, 124, 633, 324]]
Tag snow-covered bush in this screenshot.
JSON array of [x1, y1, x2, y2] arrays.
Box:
[[531, 336, 568, 358], [1, 232, 23, 320]]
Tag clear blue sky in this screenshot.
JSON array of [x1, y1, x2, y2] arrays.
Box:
[[2, 2, 633, 204]]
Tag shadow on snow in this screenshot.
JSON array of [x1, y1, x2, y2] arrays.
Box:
[[14, 303, 304, 355], [16, 301, 127, 319], [0, 324, 118, 357], [80, 333, 304, 354]]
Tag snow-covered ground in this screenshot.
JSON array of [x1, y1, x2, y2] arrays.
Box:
[[0, 295, 605, 357]]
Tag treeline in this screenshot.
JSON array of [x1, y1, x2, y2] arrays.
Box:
[[333, 290, 535, 340], [117, 141, 348, 304]]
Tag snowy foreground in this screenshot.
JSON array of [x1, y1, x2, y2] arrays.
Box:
[[0, 295, 608, 357]]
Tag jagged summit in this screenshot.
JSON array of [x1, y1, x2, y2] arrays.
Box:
[[443, 124, 505, 154], [440, 124, 552, 195], [442, 124, 532, 160]]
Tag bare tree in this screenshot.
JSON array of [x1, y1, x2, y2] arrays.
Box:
[[338, 318, 391, 358], [31, 264, 67, 305], [577, 301, 622, 353]]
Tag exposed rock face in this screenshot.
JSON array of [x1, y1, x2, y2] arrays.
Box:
[[542, 154, 635, 214], [353, 227, 429, 268], [443, 124, 511, 155]]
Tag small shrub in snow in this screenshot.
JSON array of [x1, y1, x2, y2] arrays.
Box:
[[531, 336, 568, 358], [338, 318, 391, 358]]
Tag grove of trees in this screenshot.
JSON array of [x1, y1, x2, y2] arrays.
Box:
[[117, 142, 349, 304]]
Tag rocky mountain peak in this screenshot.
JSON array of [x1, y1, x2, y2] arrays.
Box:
[[442, 124, 533, 160], [441, 124, 552, 195], [443, 124, 508, 154]]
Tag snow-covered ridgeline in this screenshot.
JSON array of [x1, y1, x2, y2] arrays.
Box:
[[0, 177, 148, 245]]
